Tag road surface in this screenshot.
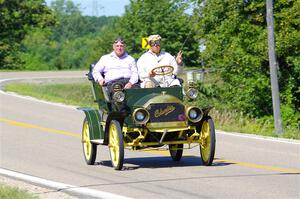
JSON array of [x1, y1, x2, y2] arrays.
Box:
[[0, 71, 299, 199]]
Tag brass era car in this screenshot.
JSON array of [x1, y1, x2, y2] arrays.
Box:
[[79, 65, 216, 170]]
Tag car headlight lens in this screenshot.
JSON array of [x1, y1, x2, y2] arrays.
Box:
[[136, 111, 145, 121], [186, 88, 198, 100], [133, 108, 150, 124], [112, 91, 125, 103], [189, 109, 198, 119], [186, 107, 203, 123]]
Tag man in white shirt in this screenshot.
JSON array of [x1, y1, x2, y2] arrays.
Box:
[[137, 35, 183, 88], [92, 37, 139, 89]]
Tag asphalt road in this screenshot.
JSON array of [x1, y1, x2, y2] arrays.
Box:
[[0, 71, 299, 199]]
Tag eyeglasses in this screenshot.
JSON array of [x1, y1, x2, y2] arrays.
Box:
[[150, 40, 161, 46]]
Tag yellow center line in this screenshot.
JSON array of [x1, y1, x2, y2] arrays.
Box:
[[0, 118, 80, 137], [138, 148, 300, 173], [1, 118, 299, 174], [214, 159, 300, 174]]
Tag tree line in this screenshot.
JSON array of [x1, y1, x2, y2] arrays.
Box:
[[0, 0, 299, 131]]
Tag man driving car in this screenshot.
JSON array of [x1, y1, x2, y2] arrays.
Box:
[[137, 34, 183, 88]]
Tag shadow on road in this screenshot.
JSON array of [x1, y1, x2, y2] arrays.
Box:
[[95, 156, 232, 170]]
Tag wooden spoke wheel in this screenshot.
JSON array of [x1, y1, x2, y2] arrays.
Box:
[[108, 120, 124, 170], [169, 144, 183, 161], [82, 118, 97, 165], [200, 117, 216, 166]]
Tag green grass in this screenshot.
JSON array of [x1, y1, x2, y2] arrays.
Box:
[[0, 185, 37, 199], [5, 82, 97, 108], [4, 81, 299, 140], [210, 109, 299, 139]]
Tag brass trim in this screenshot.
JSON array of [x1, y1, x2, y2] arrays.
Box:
[[132, 108, 150, 124], [186, 88, 198, 99], [112, 91, 125, 102], [143, 94, 182, 108], [186, 106, 203, 123], [124, 140, 202, 147], [146, 121, 189, 132]]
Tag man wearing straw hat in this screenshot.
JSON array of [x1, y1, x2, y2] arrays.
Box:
[[137, 34, 183, 88]]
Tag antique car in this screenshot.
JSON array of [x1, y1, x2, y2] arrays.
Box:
[[79, 65, 216, 170]]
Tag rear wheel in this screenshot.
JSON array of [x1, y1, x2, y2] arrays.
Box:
[[200, 117, 216, 166], [169, 144, 183, 161], [108, 120, 124, 170], [82, 118, 97, 165]]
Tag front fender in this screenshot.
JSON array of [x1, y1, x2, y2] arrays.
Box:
[[78, 108, 104, 141]]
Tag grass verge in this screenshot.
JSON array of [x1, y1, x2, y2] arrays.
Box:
[[210, 109, 299, 139], [0, 185, 37, 199], [5, 82, 96, 108]]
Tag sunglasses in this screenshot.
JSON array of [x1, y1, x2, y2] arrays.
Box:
[[150, 40, 161, 46], [114, 38, 125, 44]]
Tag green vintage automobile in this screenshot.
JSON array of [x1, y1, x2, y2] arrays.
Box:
[[79, 65, 216, 170]]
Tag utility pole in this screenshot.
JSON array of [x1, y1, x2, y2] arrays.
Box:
[[92, 0, 104, 17], [266, 0, 283, 134], [92, 0, 99, 17]]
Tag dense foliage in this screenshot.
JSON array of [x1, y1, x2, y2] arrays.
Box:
[[18, 0, 118, 70], [115, 0, 200, 65], [192, 0, 299, 129], [0, 0, 55, 69]]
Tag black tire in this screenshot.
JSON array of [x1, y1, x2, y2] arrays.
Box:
[[200, 117, 216, 166], [108, 120, 124, 170], [82, 118, 97, 165], [169, 144, 183, 161]]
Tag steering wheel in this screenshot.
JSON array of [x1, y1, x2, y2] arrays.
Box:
[[151, 65, 174, 76]]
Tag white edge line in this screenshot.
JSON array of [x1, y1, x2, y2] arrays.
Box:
[[216, 130, 300, 145], [0, 77, 82, 110], [0, 168, 133, 199], [0, 90, 78, 109]]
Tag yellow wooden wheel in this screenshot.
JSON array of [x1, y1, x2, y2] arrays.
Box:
[[108, 120, 124, 170], [82, 118, 97, 165], [200, 117, 216, 166]]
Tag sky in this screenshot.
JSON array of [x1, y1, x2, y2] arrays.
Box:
[[45, 0, 130, 16]]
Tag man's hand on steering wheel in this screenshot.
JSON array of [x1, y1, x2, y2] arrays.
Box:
[[149, 71, 156, 77], [151, 65, 174, 76]]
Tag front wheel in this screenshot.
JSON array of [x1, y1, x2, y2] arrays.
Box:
[[169, 144, 183, 161], [108, 120, 124, 170], [82, 118, 97, 165], [199, 117, 216, 166]]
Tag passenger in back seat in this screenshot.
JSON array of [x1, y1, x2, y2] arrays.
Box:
[[92, 37, 139, 89]]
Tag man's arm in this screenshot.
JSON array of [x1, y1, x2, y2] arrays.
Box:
[[125, 58, 138, 89], [171, 50, 184, 75], [128, 58, 138, 84], [137, 55, 150, 80], [176, 50, 183, 66], [92, 57, 105, 85]]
